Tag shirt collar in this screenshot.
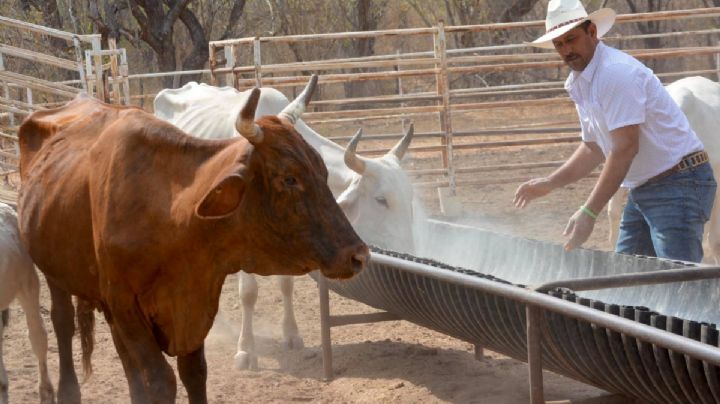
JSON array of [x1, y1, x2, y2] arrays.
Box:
[[566, 41, 605, 92]]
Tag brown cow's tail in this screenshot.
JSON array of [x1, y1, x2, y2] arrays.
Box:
[[75, 297, 95, 381], [1, 308, 8, 328]]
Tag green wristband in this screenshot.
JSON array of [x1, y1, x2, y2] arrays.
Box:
[[580, 205, 598, 220]]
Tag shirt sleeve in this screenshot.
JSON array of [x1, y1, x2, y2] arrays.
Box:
[[598, 64, 647, 131]]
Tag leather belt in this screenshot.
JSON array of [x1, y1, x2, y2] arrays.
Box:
[[645, 150, 709, 184]]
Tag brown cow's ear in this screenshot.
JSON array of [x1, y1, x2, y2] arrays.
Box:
[[195, 174, 245, 219]]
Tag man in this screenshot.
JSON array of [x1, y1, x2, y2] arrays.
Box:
[[514, 0, 716, 263]]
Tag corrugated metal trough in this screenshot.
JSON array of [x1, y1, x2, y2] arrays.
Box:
[[313, 219, 720, 403]]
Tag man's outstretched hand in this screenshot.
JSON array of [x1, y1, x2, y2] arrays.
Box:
[[514, 177, 554, 208]]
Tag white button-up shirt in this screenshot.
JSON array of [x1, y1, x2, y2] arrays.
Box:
[[565, 42, 703, 188]]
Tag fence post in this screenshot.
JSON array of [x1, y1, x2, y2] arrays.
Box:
[[108, 38, 121, 104], [209, 44, 218, 86], [433, 22, 456, 194], [72, 35, 87, 92], [84, 50, 94, 98], [90, 36, 105, 102], [224, 44, 236, 88], [253, 38, 263, 88], [0, 52, 13, 127], [120, 49, 130, 105]]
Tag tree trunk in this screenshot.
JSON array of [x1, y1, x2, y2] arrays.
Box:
[[343, 0, 380, 101]]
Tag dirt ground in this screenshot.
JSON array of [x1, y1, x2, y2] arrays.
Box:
[[1, 103, 639, 403]]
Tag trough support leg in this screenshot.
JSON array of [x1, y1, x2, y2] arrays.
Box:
[[526, 305, 545, 404], [318, 274, 334, 381], [474, 344, 484, 360]]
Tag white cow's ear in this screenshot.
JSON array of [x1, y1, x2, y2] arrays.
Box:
[[196, 174, 245, 219]]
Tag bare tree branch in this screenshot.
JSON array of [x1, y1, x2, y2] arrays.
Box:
[[498, 0, 541, 23], [443, 0, 458, 25], [220, 0, 248, 40], [405, 0, 436, 27], [162, 0, 192, 37]]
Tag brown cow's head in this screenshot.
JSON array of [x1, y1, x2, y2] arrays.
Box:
[[194, 75, 369, 279]]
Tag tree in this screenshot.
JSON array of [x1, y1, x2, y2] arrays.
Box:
[[340, 0, 387, 99], [623, 0, 670, 71], [88, 0, 247, 87]]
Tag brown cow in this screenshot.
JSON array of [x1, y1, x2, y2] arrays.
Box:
[[16, 75, 368, 404]]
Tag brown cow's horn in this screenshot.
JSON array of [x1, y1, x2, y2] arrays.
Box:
[[344, 128, 367, 174], [278, 74, 318, 125], [236, 88, 264, 144], [388, 123, 414, 160]]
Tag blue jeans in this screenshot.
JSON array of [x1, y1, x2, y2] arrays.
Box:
[[615, 162, 716, 263]]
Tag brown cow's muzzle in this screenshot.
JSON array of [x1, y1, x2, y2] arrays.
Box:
[[323, 243, 369, 280]]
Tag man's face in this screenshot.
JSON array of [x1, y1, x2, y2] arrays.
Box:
[[552, 22, 599, 71]]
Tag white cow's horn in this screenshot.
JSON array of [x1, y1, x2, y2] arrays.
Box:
[[236, 88, 264, 144], [278, 74, 318, 125], [388, 123, 414, 160], [344, 128, 367, 174]]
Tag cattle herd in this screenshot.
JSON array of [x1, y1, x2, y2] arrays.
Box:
[[1, 73, 719, 404], [153, 81, 416, 370], [3, 75, 372, 403]]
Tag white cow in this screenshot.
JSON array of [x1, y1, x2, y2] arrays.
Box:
[[0, 202, 54, 404], [607, 76, 720, 262], [154, 80, 416, 369]]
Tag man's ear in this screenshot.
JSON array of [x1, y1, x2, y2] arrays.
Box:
[[589, 21, 598, 38], [195, 174, 245, 219]]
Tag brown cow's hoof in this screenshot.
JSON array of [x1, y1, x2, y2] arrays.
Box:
[[56, 383, 80, 404], [1, 382, 8, 404]]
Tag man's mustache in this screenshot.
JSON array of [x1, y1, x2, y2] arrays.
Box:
[[564, 54, 580, 62]]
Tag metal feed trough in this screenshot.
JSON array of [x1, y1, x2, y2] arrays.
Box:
[[313, 220, 720, 403]]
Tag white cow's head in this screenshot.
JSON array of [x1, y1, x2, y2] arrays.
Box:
[[336, 125, 415, 253]]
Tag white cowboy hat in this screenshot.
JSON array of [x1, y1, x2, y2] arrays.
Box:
[[530, 0, 616, 49]]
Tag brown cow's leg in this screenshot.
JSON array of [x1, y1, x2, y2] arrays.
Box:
[[108, 299, 176, 404], [106, 319, 148, 403], [48, 282, 81, 404], [178, 344, 207, 404]]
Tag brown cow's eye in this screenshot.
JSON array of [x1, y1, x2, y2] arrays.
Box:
[[284, 176, 297, 187]]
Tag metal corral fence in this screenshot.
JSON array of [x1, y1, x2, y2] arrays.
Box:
[[0, 15, 130, 196], [202, 6, 720, 193], [1, 8, 719, 198]]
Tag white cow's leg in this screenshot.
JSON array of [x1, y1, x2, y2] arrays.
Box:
[[16, 270, 54, 404], [607, 189, 627, 250], [1, 309, 8, 404], [277, 276, 303, 350], [235, 272, 259, 370]]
